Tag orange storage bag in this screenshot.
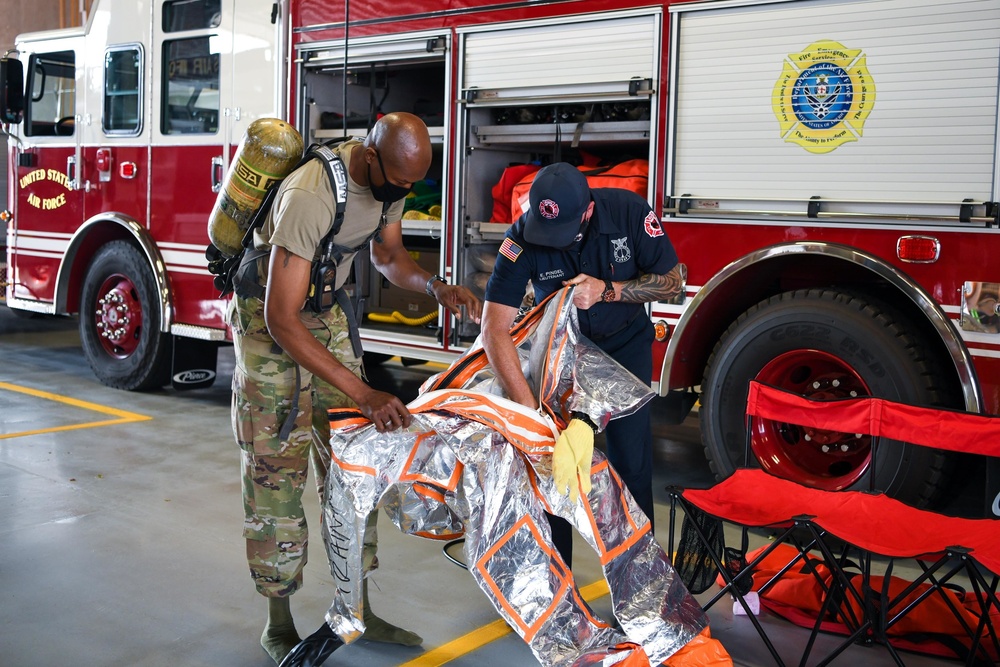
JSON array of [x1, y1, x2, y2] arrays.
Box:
[[510, 159, 649, 221]]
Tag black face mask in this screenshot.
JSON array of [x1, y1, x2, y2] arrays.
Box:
[[368, 150, 413, 203], [558, 220, 589, 251]]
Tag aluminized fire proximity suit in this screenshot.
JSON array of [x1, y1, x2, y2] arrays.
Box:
[[318, 288, 725, 666]]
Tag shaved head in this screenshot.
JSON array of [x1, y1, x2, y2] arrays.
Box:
[[363, 112, 432, 183]]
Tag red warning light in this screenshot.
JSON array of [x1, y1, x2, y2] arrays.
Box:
[[896, 236, 940, 263]]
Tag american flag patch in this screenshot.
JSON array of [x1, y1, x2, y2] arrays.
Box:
[[499, 237, 522, 263]]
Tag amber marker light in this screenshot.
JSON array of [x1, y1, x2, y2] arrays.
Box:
[[654, 320, 670, 342]]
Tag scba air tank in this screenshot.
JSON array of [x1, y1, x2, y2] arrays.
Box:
[[207, 118, 304, 257]]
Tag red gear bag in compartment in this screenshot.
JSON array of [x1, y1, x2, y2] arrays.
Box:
[[510, 159, 649, 222]]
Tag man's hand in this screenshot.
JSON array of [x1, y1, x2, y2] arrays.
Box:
[[370, 223, 482, 323], [432, 283, 482, 323], [357, 388, 412, 433], [562, 274, 604, 310], [552, 419, 595, 502]]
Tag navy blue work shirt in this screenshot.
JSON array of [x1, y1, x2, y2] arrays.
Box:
[[485, 187, 678, 341]]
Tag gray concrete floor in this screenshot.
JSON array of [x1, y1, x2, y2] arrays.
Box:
[[0, 305, 959, 667]]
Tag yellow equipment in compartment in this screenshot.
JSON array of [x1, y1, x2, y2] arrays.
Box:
[[367, 311, 438, 326]]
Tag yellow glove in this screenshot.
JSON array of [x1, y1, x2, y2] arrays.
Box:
[[552, 418, 595, 502]]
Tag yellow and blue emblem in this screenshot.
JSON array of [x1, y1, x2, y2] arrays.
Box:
[[772, 40, 875, 154]]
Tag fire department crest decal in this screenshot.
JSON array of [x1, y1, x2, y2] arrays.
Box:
[[612, 237, 631, 263], [539, 199, 559, 219], [772, 40, 875, 154]]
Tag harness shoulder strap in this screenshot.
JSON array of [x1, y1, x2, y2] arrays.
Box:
[[309, 142, 349, 261], [309, 141, 390, 264]]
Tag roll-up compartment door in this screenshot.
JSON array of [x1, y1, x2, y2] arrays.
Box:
[[462, 13, 658, 103], [303, 34, 448, 69], [668, 0, 1000, 217], [456, 11, 662, 347]]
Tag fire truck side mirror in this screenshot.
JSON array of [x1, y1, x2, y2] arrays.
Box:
[[0, 57, 25, 124]]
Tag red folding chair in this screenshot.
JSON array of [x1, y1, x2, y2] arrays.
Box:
[[670, 381, 1000, 666]]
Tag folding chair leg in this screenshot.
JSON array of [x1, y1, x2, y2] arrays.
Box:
[[671, 496, 788, 667], [882, 550, 996, 665], [891, 557, 969, 636], [873, 558, 909, 667], [876, 560, 911, 667], [963, 567, 1000, 665], [805, 526, 895, 667], [798, 579, 838, 667]]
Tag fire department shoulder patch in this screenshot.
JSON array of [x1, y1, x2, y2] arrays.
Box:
[[499, 237, 522, 263], [643, 211, 664, 238]]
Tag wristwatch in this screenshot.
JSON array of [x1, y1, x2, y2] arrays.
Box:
[[600, 278, 616, 303], [571, 411, 599, 434], [425, 274, 446, 297]]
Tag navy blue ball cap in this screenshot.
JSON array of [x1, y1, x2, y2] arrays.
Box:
[[523, 163, 590, 248]]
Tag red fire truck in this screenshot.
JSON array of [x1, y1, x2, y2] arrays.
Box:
[[2, 0, 998, 512]]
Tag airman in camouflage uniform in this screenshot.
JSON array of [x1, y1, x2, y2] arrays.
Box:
[[231, 295, 366, 597], [228, 113, 482, 666]]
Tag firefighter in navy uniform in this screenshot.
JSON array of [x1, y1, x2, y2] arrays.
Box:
[[481, 162, 685, 565]]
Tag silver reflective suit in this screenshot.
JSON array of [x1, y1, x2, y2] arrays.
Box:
[[321, 288, 708, 666]]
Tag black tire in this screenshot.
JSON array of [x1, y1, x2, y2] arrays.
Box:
[[79, 240, 171, 390], [700, 289, 951, 508], [363, 352, 391, 367]]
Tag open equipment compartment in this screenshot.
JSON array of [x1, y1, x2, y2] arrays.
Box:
[[296, 32, 451, 351], [455, 10, 661, 336]]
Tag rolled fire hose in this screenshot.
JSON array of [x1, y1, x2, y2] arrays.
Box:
[[367, 311, 438, 326]]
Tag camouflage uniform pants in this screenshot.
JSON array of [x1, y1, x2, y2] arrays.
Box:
[[230, 294, 378, 597]]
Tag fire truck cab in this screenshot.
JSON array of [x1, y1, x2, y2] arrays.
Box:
[[1, 1, 278, 390]]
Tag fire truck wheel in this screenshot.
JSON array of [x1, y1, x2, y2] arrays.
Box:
[[700, 288, 952, 509], [79, 240, 172, 391]]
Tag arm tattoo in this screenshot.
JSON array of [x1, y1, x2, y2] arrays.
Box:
[[281, 248, 293, 268], [618, 265, 684, 303]]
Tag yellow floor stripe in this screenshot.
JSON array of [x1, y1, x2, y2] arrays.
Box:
[[0, 381, 151, 439], [399, 578, 610, 667]]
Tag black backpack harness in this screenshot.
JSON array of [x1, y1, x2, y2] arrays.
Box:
[[206, 139, 391, 440], [207, 139, 392, 357]]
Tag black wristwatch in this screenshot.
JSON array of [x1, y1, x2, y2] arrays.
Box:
[[571, 411, 599, 433], [600, 278, 616, 303], [425, 274, 446, 297]]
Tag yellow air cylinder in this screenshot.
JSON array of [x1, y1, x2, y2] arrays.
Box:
[[207, 118, 304, 257]]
